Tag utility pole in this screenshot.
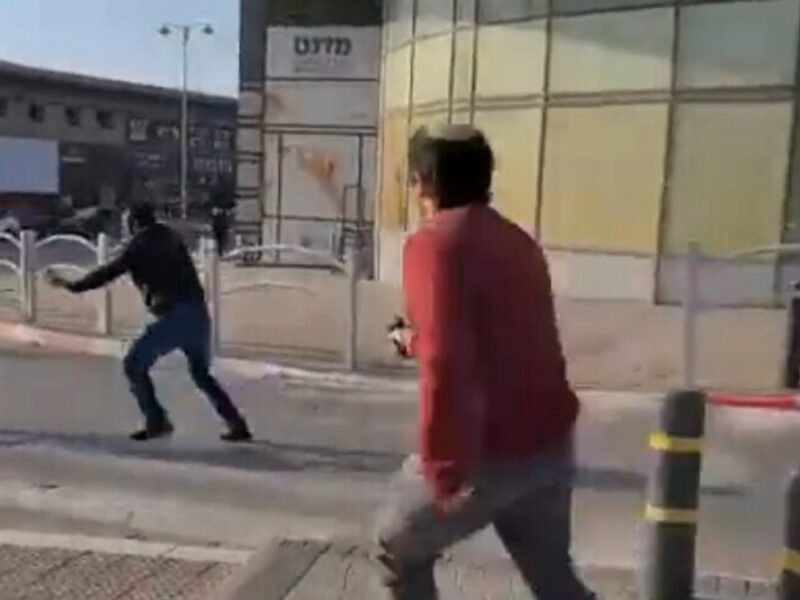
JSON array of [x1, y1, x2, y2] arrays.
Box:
[[159, 22, 214, 219]]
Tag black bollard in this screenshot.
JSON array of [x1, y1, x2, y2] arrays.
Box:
[[783, 283, 800, 389], [641, 389, 706, 600], [782, 470, 800, 600]]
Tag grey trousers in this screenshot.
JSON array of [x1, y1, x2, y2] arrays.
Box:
[[375, 439, 595, 600]]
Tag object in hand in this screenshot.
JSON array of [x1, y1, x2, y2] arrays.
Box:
[[44, 268, 68, 289], [387, 316, 412, 358]]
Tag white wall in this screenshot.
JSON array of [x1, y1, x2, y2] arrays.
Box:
[[0, 136, 59, 194]]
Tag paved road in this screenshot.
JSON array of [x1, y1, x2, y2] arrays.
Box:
[[0, 344, 796, 582]]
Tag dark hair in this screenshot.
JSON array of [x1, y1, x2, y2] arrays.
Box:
[[128, 202, 157, 231], [407, 124, 495, 209]]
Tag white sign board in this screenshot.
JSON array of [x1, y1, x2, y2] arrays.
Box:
[[265, 80, 378, 127], [0, 137, 59, 194], [266, 26, 381, 80]]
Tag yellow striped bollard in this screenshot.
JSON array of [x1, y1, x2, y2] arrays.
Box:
[[782, 469, 800, 599], [641, 389, 706, 600]]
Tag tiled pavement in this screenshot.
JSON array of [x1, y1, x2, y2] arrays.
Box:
[[0, 544, 236, 600]]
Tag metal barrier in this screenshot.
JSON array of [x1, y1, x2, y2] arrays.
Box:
[[4, 231, 364, 371], [681, 241, 800, 390], [211, 242, 361, 371]]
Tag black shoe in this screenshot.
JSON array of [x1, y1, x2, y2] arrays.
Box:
[[130, 421, 174, 441], [221, 423, 253, 443]]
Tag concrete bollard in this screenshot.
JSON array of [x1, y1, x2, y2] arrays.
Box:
[[19, 230, 37, 323], [782, 470, 800, 599], [95, 233, 112, 335], [640, 389, 706, 600]]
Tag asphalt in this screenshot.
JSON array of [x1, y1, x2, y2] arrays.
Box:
[[0, 344, 796, 586]]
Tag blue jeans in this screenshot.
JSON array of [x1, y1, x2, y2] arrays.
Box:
[[375, 438, 595, 600], [123, 301, 245, 428]]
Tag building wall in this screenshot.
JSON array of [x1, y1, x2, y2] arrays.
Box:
[[236, 0, 382, 265], [376, 0, 800, 304], [0, 71, 236, 211]]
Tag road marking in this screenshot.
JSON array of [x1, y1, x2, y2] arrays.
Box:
[[644, 504, 697, 525], [649, 432, 703, 454], [0, 529, 251, 564]]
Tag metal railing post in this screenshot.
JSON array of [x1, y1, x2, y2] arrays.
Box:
[[96, 233, 112, 335], [19, 230, 37, 323], [782, 469, 800, 599], [640, 389, 706, 600], [784, 284, 800, 389], [344, 247, 359, 372], [202, 237, 221, 357], [683, 242, 700, 389]]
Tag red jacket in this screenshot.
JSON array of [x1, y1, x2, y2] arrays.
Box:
[[402, 205, 579, 503]]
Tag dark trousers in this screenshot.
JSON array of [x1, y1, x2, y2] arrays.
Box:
[[123, 300, 245, 428], [375, 439, 595, 600]]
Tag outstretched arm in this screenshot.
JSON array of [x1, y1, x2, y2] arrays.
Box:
[[48, 250, 132, 293]]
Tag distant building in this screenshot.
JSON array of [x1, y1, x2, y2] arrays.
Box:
[[0, 59, 236, 233]]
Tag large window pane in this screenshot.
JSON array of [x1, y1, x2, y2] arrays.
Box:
[[664, 102, 793, 255], [385, 0, 415, 49], [474, 108, 542, 227], [478, 0, 547, 23], [475, 20, 547, 99], [416, 0, 455, 37], [457, 0, 477, 25], [678, 0, 800, 88], [379, 110, 410, 230], [541, 105, 668, 253], [452, 28, 475, 105], [412, 34, 453, 107], [550, 9, 673, 93], [553, 0, 666, 14], [384, 46, 412, 110]]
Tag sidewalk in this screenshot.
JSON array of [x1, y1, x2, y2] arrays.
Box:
[[0, 531, 244, 600], [218, 539, 776, 600]]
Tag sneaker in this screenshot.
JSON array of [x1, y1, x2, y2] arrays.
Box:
[[221, 423, 253, 443], [130, 421, 174, 441]]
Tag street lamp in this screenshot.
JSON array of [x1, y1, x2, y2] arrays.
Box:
[[159, 22, 214, 219]]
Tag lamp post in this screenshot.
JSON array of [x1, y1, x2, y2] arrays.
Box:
[[159, 22, 214, 220]]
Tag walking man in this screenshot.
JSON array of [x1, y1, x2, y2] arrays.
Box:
[[376, 124, 595, 599], [47, 203, 252, 442]]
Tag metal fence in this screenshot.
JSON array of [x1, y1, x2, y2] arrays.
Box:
[[0, 231, 362, 371], [681, 242, 800, 390]]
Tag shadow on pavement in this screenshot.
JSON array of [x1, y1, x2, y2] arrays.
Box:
[[0, 429, 744, 497]]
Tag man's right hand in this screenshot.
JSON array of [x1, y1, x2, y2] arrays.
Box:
[[44, 269, 71, 290], [387, 316, 414, 358]]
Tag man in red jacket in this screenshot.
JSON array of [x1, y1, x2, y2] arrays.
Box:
[[375, 124, 595, 599]]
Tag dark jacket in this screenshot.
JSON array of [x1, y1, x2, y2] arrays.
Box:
[[68, 223, 204, 316]]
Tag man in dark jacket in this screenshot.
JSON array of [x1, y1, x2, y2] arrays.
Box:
[[47, 203, 252, 442]]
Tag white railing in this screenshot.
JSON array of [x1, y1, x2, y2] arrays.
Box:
[[204, 240, 361, 371], [682, 242, 800, 389], [6, 231, 364, 372]]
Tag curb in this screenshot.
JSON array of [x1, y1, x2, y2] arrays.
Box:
[[217, 539, 777, 600], [0, 320, 418, 392]]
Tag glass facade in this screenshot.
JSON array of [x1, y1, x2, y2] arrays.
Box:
[[377, 0, 800, 301]]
